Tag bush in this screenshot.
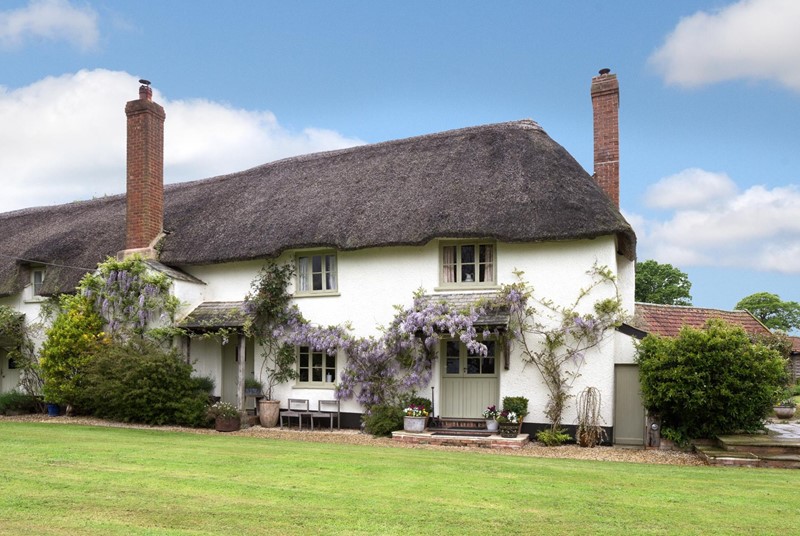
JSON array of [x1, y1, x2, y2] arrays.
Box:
[[39, 294, 107, 406], [363, 404, 404, 437], [81, 338, 212, 427], [637, 319, 788, 439], [502, 396, 529, 418], [0, 390, 39, 415], [536, 428, 571, 446]]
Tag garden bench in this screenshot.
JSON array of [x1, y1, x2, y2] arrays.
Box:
[[280, 398, 311, 430], [310, 399, 340, 431]]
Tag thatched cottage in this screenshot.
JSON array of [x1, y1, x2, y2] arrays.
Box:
[[0, 70, 646, 442]]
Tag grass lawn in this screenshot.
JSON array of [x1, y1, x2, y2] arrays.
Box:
[[0, 422, 797, 535]]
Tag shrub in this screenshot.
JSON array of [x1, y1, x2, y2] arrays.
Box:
[[637, 319, 788, 439], [81, 338, 211, 427], [0, 390, 39, 414], [363, 404, 404, 437], [502, 396, 529, 418], [39, 294, 107, 407], [536, 428, 571, 446]]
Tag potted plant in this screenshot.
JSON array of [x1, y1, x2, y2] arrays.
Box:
[[256, 344, 299, 427], [496, 410, 519, 438], [774, 396, 797, 420], [482, 405, 500, 432], [403, 404, 429, 432], [502, 396, 529, 434], [209, 401, 242, 432], [244, 377, 264, 397]]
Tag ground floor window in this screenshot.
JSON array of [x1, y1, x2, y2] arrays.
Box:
[[297, 346, 336, 385]]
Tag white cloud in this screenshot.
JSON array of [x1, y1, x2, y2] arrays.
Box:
[[632, 169, 800, 273], [650, 0, 800, 92], [0, 69, 364, 213], [0, 0, 99, 50], [644, 168, 737, 210]]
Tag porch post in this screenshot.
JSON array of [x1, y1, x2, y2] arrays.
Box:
[[236, 334, 246, 412]]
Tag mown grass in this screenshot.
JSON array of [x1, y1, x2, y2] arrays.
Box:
[[0, 422, 797, 535]]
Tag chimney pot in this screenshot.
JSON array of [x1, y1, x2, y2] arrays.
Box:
[[599, 68, 611, 75], [138, 79, 153, 101]]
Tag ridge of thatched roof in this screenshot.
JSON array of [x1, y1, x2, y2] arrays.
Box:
[[0, 120, 635, 296]]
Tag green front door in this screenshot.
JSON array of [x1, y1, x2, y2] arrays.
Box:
[[440, 340, 499, 418]]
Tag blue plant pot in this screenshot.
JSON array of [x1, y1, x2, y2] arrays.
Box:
[[47, 403, 60, 417]]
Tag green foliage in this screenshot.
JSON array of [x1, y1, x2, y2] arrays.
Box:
[[363, 404, 404, 437], [39, 294, 107, 406], [81, 338, 211, 427], [635, 260, 692, 305], [536, 428, 571, 446], [0, 305, 40, 397], [78, 256, 180, 340], [637, 319, 788, 439], [192, 375, 216, 396], [244, 263, 300, 399], [501, 396, 529, 417], [735, 292, 800, 332], [402, 395, 432, 414], [0, 390, 39, 414]]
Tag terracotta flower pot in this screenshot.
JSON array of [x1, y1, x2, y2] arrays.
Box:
[[258, 399, 281, 428]]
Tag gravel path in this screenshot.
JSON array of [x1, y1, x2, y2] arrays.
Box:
[[1, 414, 704, 466]]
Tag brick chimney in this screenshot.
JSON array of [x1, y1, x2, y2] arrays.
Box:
[[124, 79, 165, 253], [591, 68, 619, 206]]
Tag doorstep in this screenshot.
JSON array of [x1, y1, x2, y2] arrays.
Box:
[[391, 429, 529, 450]]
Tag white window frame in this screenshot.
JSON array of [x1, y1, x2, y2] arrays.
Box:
[[295, 251, 338, 296], [32, 267, 45, 296], [296, 346, 337, 387], [439, 241, 497, 289]]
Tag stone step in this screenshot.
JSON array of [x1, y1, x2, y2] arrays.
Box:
[[717, 435, 800, 457], [696, 445, 800, 469]]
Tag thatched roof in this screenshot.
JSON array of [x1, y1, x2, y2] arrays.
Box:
[[0, 120, 635, 296]]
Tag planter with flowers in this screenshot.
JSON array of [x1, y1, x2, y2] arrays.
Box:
[[774, 398, 797, 420], [209, 401, 242, 432], [403, 404, 429, 432], [482, 405, 500, 433], [496, 410, 519, 438]]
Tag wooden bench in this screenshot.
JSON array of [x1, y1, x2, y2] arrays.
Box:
[[310, 399, 340, 431]]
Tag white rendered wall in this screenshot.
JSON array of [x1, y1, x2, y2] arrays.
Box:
[[177, 235, 628, 424]]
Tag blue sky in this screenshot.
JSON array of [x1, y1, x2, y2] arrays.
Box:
[[1, 0, 798, 312]]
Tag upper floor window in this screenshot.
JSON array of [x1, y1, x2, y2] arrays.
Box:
[[296, 252, 337, 294], [440, 242, 496, 287], [297, 346, 336, 386], [32, 268, 45, 296]]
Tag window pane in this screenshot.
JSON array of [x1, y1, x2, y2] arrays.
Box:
[[312, 273, 323, 290], [297, 257, 308, 291], [326, 354, 335, 369], [461, 264, 475, 282], [312, 353, 323, 367], [326, 255, 337, 290], [481, 357, 495, 374], [312, 255, 322, 272], [312, 368, 322, 382], [484, 341, 495, 356], [446, 357, 460, 374], [461, 245, 475, 263], [446, 341, 460, 357], [299, 369, 309, 382], [442, 246, 456, 283], [466, 357, 480, 374]]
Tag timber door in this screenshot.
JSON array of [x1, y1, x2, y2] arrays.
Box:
[[440, 340, 499, 418], [221, 336, 254, 405], [613, 364, 645, 446], [0, 349, 21, 394]]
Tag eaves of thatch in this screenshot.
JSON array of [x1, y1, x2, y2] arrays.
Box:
[[0, 120, 636, 296]]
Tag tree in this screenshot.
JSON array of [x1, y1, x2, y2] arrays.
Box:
[[735, 292, 800, 332], [635, 259, 692, 305], [637, 319, 787, 442]]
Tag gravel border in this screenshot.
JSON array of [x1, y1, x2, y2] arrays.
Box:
[[1, 414, 704, 466]]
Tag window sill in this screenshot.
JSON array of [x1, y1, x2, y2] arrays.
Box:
[[293, 291, 340, 298], [293, 383, 337, 390], [433, 284, 500, 292]]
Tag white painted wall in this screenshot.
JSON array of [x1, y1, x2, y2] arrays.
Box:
[[176, 235, 631, 424]]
